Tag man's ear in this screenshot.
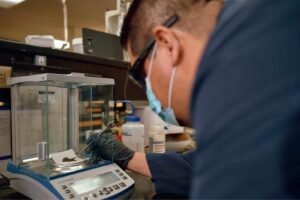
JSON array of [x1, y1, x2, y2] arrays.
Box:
[[153, 26, 181, 67]]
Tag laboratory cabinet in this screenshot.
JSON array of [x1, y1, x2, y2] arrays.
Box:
[[0, 39, 146, 100]]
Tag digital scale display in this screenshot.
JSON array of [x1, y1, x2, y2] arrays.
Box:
[[70, 172, 120, 195]]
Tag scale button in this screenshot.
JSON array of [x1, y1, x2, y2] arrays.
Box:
[[90, 193, 97, 198], [115, 169, 120, 173], [65, 189, 71, 194], [122, 176, 128, 180], [61, 185, 67, 190], [113, 185, 120, 190], [119, 173, 124, 176], [119, 182, 126, 187], [69, 194, 75, 199], [108, 187, 113, 192], [81, 196, 89, 200]]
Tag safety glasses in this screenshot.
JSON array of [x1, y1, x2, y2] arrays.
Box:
[[128, 15, 179, 89]]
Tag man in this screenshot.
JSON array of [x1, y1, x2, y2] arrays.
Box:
[[88, 0, 300, 198], [87, 0, 223, 197]]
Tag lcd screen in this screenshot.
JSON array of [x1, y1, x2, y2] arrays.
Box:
[[70, 172, 120, 195]]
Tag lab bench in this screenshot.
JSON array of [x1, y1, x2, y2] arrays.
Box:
[[0, 39, 146, 100]]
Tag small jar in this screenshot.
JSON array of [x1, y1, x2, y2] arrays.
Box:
[[149, 125, 165, 153]]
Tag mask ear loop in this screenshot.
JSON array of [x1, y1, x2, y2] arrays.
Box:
[[147, 44, 157, 80], [168, 67, 177, 108]]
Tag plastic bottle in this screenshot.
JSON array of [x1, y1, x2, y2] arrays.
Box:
[[149, 125, 165, 153], [122, 116, 145, 152]]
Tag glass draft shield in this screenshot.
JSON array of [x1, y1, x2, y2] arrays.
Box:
[[9, 73, 114, 178]]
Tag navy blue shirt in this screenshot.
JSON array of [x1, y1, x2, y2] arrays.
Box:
[[191, 0, 300, 198], [146, 151, 194, 196], [146, 0, 300, 198]]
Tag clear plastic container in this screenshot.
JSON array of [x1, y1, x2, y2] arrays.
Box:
[[72, 37, 84, 54], [149, 125, 165, 153], [121, 116, 144, 152]]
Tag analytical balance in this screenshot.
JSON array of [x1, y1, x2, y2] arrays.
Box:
[[7, 73, 135, 200]]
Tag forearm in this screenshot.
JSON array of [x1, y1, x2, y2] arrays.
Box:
[[127, 152, 152, 178]]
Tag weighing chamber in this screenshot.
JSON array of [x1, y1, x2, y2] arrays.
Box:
[[6, 73, 134, 200]]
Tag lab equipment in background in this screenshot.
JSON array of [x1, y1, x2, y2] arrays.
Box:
[[164, 126, 194, 152], [108, 101, 115, 123], [164, 124, 192, 152], [122, 116, 145, 153], [82, 28, 124, 61], [25, 35, 55, 48], [111, 100, 146, 150], [105, 0, 128, 36], [149, 125, 165, 153], [0, 66, 12, 88], [34, 55, 47, 66], [72, 37, 84, 54], [104, 0, 131, 61], [165, 131, 193, 153], [25, 0, 69, 50], [135, 106, 163, 147], [114, 101, 129, 126], [7, 73, 134, 200], [25, 35, 70, 49], [136, 106, 193, 152], [106, 101, 127, 142]]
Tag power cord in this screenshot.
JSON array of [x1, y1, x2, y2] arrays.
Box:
[[0, 173, 10, 190]]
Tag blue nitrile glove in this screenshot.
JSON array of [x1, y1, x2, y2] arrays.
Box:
[[85, 130, 134, 170]]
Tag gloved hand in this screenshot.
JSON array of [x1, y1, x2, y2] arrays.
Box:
[[85, 130, 135, 170]]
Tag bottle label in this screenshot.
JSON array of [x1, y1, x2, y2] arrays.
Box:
[[121, 125, 145, 152], [122, 131, 132, 136], [149, 138, 165, 153]]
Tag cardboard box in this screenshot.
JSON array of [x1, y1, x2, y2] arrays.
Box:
[[0, 66, 12, 88]]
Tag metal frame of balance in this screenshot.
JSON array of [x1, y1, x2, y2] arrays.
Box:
[[6, 73, 135, 200]]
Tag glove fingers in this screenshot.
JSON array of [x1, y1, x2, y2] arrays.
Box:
[[91, 152, 102, 163], [85, 133, 100, 154], [84, 144, 94, 154], [86, 134, 97, 144], [101, 131, 115, 142]]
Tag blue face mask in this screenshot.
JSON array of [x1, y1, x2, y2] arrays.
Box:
[[145, 45, 180, 126]]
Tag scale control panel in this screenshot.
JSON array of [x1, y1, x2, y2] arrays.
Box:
[[51, 163, 134, 200]]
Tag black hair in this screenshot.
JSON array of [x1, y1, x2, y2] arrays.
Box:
[[120, 0, 142, 49]]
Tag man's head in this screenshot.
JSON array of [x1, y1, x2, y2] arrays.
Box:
[[121, 0, 223, 126]]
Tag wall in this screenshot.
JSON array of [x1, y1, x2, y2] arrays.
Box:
[[0, 0, 130, 43]]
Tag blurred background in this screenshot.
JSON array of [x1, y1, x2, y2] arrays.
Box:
[[0, 0, 132, 42]]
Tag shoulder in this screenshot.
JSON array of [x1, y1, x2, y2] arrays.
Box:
[[190, 0, 300, 197], [191, 0, 300, 126]]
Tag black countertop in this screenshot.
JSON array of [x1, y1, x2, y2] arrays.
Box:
[[0, 39, 146, 100], [0, 39, 129, 69]]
